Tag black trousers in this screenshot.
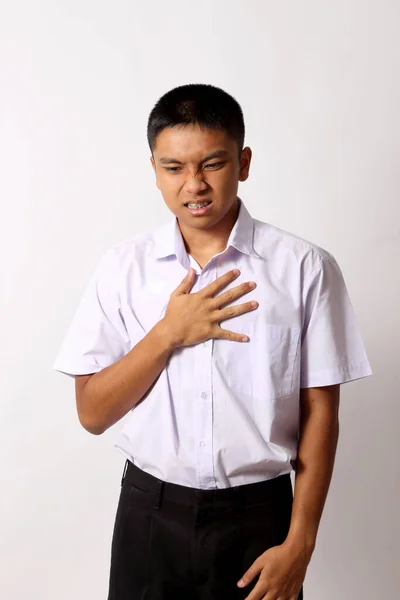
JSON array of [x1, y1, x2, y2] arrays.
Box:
[[108, 460, 304, 600]]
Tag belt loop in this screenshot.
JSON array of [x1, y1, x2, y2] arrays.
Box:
[[121, 459, 129, 486], [153, 480, 164, 510]]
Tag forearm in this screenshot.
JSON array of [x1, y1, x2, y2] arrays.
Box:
[[285, 385, 340, 557], [79, 318, 176, 434]]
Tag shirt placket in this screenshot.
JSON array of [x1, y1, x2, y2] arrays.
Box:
[[193, 262, 216, 489]]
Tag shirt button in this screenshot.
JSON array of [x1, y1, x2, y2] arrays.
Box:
[[200, 441, 206, 448], [201, 392, 207, 399]]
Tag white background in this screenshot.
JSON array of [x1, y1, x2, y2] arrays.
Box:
[[1, 1, 399, 598]]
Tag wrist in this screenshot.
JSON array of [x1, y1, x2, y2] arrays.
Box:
[[284, 529, 316, 560], [153, 317, 182, 351]]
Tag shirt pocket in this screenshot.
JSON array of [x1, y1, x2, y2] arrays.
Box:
[[226, 322, 301, 401]]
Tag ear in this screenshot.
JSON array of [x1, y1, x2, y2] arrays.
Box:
[[238, 147, 252, 182], [150, 156, 160, 190]]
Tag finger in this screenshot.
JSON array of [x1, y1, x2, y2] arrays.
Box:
[[213, 280, 257, 308], [241, 580, 268, 600], [216, 300, 259, 323], [242, 581, 269, 600], [173, 268, 196, 295], [201, 268, 241, 297], [213, 325, 249, 343], [237, 560, 263, 589]]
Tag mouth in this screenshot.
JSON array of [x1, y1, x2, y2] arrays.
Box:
[[184, 200, 213, 216]]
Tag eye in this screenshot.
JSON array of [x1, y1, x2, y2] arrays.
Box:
[[204, 162, 225, 169], [164, 166, 182, 172]]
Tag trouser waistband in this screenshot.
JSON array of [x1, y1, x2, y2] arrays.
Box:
[[122, 459, 292, 510]]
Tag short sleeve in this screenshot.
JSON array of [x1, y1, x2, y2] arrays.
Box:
[[53, 247, 130, 378], [300, 253, 372, 388]]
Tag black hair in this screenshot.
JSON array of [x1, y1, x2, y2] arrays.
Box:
[[147, 83, 245, 156]]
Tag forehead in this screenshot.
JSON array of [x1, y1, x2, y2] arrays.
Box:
[[153, 124, 236, 161]]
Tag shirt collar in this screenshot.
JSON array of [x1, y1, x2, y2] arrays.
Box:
[[152, 198, 259, 261]]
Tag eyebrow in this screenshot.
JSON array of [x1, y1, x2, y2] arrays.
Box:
[[158, 150, 230, 165]]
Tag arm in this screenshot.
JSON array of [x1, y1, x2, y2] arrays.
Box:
[[75, 319, 176, 435], [238, 384, 340, 598], [76, 268, 255, 435], [286, 383, 340, 557]]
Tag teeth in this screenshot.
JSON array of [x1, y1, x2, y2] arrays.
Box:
[[187, 202, 210, 209]]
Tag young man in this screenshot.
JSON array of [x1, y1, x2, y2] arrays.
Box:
[[53, 84, 372, 600]]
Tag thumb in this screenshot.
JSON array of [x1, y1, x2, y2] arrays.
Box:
[[174, 268, 195, 294]]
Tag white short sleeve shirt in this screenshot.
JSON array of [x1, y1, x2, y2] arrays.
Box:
[[53, 199, 372, 489]]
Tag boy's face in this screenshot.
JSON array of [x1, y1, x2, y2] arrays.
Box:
[[150, 124, 252, 231]]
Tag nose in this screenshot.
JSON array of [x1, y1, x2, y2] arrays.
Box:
[[184, 169, 208, 194]]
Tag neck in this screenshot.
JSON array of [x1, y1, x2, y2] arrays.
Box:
[[178, 198, 240, 259]]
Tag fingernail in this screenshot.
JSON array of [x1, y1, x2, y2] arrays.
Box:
[[238, 579, 245, 587]]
